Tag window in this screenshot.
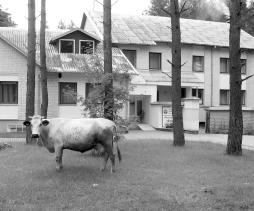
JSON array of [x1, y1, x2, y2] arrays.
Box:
[[80, 40, 94, 54], [193, 56, 204, 72], [149, 52, 161, 70], [181, 88, 186, 98], [59, 82, 77, 104], [60, 39, 74, 53], [220, 90, 245, 105], [192, 88, 204, 104], [220, 90, 229, 105], [86, 83, 97, 98], [122, 49, 136, 67], [220, 58, 247, 74], [241, 59, 246, 74], [242, 90, 246, 105], [0, 81, 18, 104], [220, 58, 229, 73]]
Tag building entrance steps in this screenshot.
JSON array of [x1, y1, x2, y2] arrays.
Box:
[[138, 124, 156, 131]]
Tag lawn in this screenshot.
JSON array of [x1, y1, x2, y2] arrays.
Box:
[[0, 138, 254, 210]]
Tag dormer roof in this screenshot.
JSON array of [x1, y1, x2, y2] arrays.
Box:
[[49, 28, 101, 44]]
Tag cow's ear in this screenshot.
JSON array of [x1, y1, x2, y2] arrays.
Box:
[[23, 121, 31, 127], [42, 120, 49, 126]]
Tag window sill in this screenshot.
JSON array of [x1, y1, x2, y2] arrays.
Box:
[[0, 104, 18, 106], [59, 104, 77, 106]]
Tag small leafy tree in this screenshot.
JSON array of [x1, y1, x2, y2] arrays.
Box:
[[79, 53, 131, 126], [0, 5, 16, 27]]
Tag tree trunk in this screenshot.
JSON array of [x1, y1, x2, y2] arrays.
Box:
[[40, 0, 48, 118], [226, 0, 243, 155], [103, 0, 114, 120], [26, 0, 36, 144], [170, 0, 185, 146]]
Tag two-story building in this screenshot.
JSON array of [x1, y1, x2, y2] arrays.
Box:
[[82, 11, 254, 131], [0, 27, 136, 132]]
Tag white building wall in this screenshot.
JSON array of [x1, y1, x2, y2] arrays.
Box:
[[0, 39, 28, 120]]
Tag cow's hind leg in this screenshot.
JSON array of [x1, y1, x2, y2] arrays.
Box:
[[102, 143, 115, 173], [55, 146, 63, 171]]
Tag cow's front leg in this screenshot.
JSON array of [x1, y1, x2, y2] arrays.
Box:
[[55, 146, 63, 171], [100, 152, 109, 171]]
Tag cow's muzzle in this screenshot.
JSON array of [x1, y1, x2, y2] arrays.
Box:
[[31, 134, 39, 139]]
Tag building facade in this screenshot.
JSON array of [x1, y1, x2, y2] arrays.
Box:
[[83, 11, 254, 130], [0, 28, 135, 132]]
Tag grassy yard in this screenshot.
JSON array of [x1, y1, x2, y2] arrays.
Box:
[[0, 139, 254, 210]]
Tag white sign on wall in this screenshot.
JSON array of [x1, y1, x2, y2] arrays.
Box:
[[162, 106, 172, 128]]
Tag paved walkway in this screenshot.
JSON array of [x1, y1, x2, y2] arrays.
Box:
[[0, 130, 253, 150], [124, 130, 254, 151]]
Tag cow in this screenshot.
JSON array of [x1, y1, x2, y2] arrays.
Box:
[[23, 115, 121, 173]]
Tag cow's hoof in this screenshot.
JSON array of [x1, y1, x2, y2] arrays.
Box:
[[56, 165, 63, 171], [111, 168, 116, 173], [100, 167, 106, 172]]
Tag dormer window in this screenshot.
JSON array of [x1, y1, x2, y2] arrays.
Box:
[[59, 39, 75, 53], [80, 40, 94, 54]]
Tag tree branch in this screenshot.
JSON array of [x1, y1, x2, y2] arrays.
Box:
[[240, 74, 254, 82], [179, 1, 190, 14], [167, 59, 174, 67], [181, 61, 188, 67], [161, 7, 171, 16], [112, 0, 119, 7], [162, 71, 172, 79]]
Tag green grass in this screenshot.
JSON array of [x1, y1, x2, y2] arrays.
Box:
[[0, 139, 254, 210]]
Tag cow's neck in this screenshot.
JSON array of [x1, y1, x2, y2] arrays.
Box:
[[39, 126, 50, 147]]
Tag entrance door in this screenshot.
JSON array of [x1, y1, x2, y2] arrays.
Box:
[[137, 100, 143, 122], [137, 100, 142, 115]]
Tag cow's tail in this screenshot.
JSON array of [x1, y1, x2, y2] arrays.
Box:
[[113, 125, 122, 162]]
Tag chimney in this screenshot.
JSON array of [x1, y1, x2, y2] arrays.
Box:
[[80, 13, 87, 29]]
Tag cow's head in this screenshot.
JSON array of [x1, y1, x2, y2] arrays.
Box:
[[23, 115, 49, 138]]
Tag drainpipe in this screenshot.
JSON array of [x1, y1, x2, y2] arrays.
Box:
[[210, 46, 214, 107]]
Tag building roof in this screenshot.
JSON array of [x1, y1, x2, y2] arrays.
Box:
[[49, 28, 101, 44], [0, 27, 137, 74], [139, 70, 202, 86], [86, 11, 254, 49]]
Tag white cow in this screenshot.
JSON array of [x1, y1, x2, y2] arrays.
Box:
[[23, 115, 121, 172]]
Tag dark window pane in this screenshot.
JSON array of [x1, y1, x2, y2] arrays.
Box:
[[122, 49, 136, 67], [0, 82, 18, 104], [60, 40, 74, 53], [59, 82, 77, 104], [149, 52, 161, 70], [242, 90, 246, 105], [193, 56, 204, 72], [192, 88, 204, 104], [220, 90, 229, 105], [220, 58, 229, 73], [80, 41, 94, 54], [181, 88, 186, 98], [241, 59, 246, 74]]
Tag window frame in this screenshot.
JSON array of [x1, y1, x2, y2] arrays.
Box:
[[192, 56, 204, 72], [149, 52, 162, 70], [192, 88, 204, 105], [0, 81, 18, 104], [241, 59, 247, 75], [122, 49, 137, 68], [220, 58, 247, 74], [59, 82, 77, 105], [220, 90, 230, 105], [220, 58, 229, 73], [242, 90, 246, 106], [79, 40, 95, 54], [59, 39, 75, 53]]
